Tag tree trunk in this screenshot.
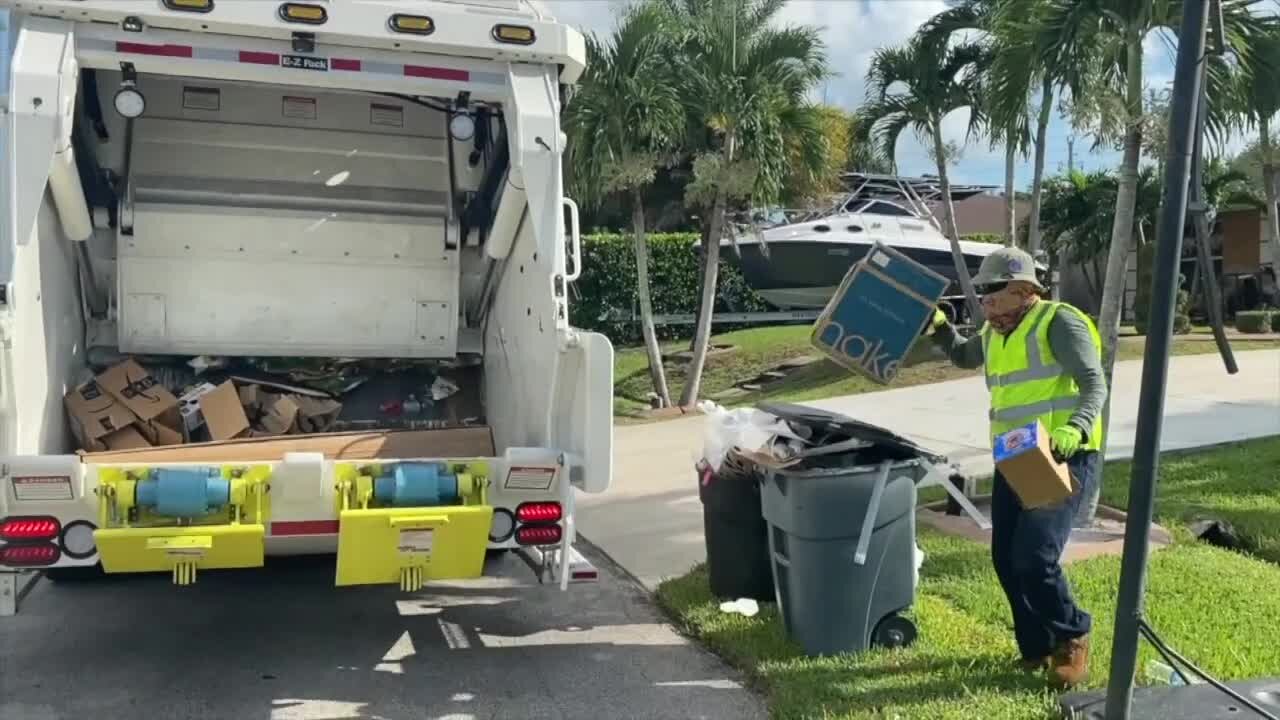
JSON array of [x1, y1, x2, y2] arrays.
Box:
[[1079, 34, 1143, 526], [632, 186, 672, 408], [1080, 256, 1098, 306], [679, 188, 726, 407], [932, 119, 984, 324], [1261, 119, 1280, 298], [1027, 79, 1054, 257], [1004, 133, 1017, 246]]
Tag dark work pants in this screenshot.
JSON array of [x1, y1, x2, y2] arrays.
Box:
[[991, 450, 1097, 660]]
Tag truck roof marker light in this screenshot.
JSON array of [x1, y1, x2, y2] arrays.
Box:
[[390, 14, 435, 36], [163, 0, 214, 13], [0, 543, 60, 568], [0, 516, 61, 542], [279, 3, 327, 25], [493, 25, 535, 45]]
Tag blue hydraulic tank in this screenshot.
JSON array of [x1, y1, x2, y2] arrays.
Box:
[[135, 468, 230, 517], [373, 463, 459, 507]]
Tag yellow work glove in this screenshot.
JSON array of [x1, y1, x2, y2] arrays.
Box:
[[1050, 425, 1084, 459], [927, 308, 947, 334]]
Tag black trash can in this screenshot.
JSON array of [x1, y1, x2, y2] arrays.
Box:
[[698, 456, 775, 602]]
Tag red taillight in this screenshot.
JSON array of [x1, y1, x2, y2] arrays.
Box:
[[0, 516, 61, 541], [516, 502, 562, 524], [516, 524, 562, 546], [0, 542, 60, 567]]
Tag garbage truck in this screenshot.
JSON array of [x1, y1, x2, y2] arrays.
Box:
[[0, 0, 612, 615]]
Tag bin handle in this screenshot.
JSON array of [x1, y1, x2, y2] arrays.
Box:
[[389, 515, 451, 529], [853, 461, 891, 566]]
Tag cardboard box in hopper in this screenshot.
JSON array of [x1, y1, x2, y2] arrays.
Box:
[[992, 420, 1074, 509], [64, 379, 143, 451], [198, 381, 251, 441], [96, 359, 182, 430], [811, 242, 950, 385]]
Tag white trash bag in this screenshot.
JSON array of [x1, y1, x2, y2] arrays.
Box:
[[696, 400, 806, 473]]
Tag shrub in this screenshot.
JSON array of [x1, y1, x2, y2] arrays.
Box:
[[1272, 312, 1280, 333], [1235, 311, 1272, 334], [961, 233, 1003, 245], [569, 233, 770, 344]]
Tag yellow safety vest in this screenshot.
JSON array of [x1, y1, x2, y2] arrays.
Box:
[[981, 300, 1104, 450]]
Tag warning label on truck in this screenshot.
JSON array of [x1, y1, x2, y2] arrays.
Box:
[[398, 529, 435, 555], [504, 467, 556, 491], [12, 475, 74, 502]]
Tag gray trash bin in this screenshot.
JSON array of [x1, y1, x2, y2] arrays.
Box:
[[756, 403, 943, 657]]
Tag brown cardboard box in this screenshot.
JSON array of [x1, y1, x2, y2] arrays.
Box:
[[81, 427, 496, 464], [992, 420, 1073, 509], [198, 381, 251, 441], [65, 379, 143, 451], [257, 394, 300, 436], [101, 425, 153, 451], [293, 395, 342, 434], [238, 384, 262, 413], [96, 360, 180, 426]]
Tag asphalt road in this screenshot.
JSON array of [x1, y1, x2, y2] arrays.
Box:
[[0, 547, 765, 720]]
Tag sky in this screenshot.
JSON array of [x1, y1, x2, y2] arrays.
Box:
[[541, 0, 1194, 190]]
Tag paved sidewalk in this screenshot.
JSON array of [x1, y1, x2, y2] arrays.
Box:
[[578, 349, 1280, 590]]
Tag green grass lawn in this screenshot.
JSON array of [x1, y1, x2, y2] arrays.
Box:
[[614, 324, 1280, 419], [1099, 436, 1280, 563], [656, 437, 1280, 719]]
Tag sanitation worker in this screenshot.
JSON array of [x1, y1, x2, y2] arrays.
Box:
[[926, 246, 1105, 688]]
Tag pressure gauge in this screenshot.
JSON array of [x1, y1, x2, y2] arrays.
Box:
[[114, 84, 146, 119], [449, 113, 475, 142]]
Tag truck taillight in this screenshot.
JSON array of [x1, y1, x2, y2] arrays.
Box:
[[0, 516, 61, 542], [0, 543, 60, 567], [279, 3, 327, 24], [516, 525, 562, 547], [516, 502, 562, 524]]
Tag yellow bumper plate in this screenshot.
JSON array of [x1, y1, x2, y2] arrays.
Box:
[[94, 524, 265, 574], [335, 505, 494, 588]]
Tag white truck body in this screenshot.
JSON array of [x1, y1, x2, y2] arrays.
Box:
[[0, 0, 612, 614]]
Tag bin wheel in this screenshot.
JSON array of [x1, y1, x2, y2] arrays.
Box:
[[872, 614, 918, 649]]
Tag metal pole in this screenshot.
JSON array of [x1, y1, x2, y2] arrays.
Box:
[[1103, 2, 1209, 717], [1187, 52, 1237, 374]]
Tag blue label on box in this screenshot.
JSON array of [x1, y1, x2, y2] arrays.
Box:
[[812, 244, 949, 383], [993, 422, 1040, 463]]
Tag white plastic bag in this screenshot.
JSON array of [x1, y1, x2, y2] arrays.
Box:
[[697, 400, 806, 473], [913, 543, 925, 589]]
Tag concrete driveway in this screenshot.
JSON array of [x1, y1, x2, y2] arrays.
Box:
[[0, 548, 765, 720]]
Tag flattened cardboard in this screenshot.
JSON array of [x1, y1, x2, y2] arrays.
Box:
[[65, 379, 141, 448], [80, 427, 496, 464], [293, 395, 342, 434], [198, 381, 251, 441], [238, 384, 261, 413], [96, 360, 180, 424], [258, 395, 300, 436], [993, 420, 1073, 509]]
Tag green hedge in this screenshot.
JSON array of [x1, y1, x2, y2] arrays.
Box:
[[1273, 312, 1280, 333], [1236, 310, 1273, 334], [569, 233, 771, 344], [961, 233, 1004, 245]]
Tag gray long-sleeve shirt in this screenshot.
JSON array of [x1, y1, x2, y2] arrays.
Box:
[[932, 304, 1108, 441]]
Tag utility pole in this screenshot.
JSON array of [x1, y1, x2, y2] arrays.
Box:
[[1067, 136, 1075, 173]]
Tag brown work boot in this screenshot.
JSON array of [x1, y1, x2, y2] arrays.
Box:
[[1050, 635, 1090, 688], [1016, 655, 1049, 673]]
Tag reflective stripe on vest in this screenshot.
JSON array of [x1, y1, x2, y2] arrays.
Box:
[[983, 303, 1063, 388]]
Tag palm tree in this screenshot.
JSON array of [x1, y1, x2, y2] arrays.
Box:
[[1235, 24, 1280, 276], [917, 0, 1030, 246], [857, 36, 987, 323], [564, 1, 684, 407], [661, 0, 829, 407], [1038, 0, 1272, 385]]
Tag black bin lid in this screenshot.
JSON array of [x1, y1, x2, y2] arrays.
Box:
[[757, 402, 947, 464]]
